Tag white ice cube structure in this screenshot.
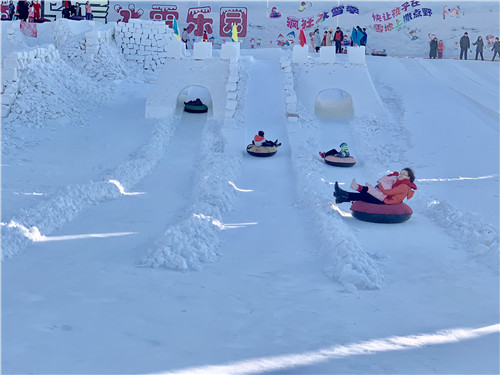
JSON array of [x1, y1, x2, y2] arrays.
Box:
[[221, 42, 240, 60], [193, 42, 212, 60], [292, 45, 308, 63], [347, 46, 366, 64], [166, 39, 183, 58], [319, 46, 336, 63]]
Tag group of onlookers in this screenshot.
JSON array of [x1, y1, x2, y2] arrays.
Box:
[[61, 1, 93, 20], [431, 32, 500, 61], [6, 0, 93, 21], [310, 26, 367, 54], [7, 0, 40, 22], [458, 32, 500, 61]]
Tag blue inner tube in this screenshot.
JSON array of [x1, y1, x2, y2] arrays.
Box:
[[184, 104, 208, 113]]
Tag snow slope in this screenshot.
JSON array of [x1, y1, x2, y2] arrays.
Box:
[[1, 15, 499, 375]]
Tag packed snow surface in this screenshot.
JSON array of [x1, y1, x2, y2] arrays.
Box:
[[1, 13, 499, 375]]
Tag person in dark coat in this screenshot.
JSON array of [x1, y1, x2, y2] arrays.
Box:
[[333, 27, 343, 53], [8, 0, 15, 19], [429, 37, 438, 58], [357, 26, 367, 46], [473, 36, 484, 60], [62, 0, 71, 18], [17, 0, 29, 21], [459, 32, 470, 60], [360, 28, 368, 46], [492, 37, 500, 61]]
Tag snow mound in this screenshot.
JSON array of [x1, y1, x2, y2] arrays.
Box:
[[1, 116, 176, 260], [416, 195, 499, 273]]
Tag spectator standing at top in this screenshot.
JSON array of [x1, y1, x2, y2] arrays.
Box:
[[357, 26, 367, 46], [321, 31, 327, 47], [473, 36, 484, 60], [8, 0, 15, 20], [85, 1, 92, 20], [333, 27, 343, 53], [181, 27, 189, 48], [437, 40, 444, 58], [18, 0, 29, 21], [326, 29, 333, 46], [33, 0, 41, 20], [70, 2, 82, 17], [313, 28, 320, 52], [459, 32, 470, 60], [62, 0, 71, 18], [492, 37, 500, 61], [28, 2, 34, 22], [429, 37, 438, 58]]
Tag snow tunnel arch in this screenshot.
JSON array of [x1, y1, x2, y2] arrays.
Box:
[[176, 85, 213, 117], [315, 89, 354, 120], [145, 59, 229, 121]]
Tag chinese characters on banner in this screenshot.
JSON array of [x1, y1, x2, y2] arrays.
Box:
[[149, 5, 179, 28], [1, 0, 9, 20], [286, 5, 359, 30], [372, 1, 432, 32], [220, 7, 247, 38], [113, 3, 247, 40]]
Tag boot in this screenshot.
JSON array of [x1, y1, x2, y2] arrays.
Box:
[[334, 181, 342, 197], [335, 194, 350, 204], [319, 152, 325, 159]]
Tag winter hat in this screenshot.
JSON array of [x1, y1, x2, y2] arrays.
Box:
[[258, 130, 264, 137], [329, 29, 333, 32], [340, 142, 348, 150]]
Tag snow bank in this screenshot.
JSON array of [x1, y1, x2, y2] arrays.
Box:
[[414, 194, 499, 273], [1, 115, 177, 260]]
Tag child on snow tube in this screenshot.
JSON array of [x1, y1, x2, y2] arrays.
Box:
[[319, 142, 350, 159], [251, 130, 281, 148]]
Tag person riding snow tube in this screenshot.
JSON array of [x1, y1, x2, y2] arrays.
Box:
[[247, 130, 281, 157], [319, 142, 356, 167], [184, 98, 208, 113], [333, 168, 417, 223]]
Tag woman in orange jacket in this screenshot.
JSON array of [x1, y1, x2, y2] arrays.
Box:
[[334, 168, 417, 205]]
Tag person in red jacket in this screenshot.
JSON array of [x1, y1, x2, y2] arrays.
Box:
[[333, 168, 417, 205], [437, 40, 445, 59], [252, 130, 281, 147], [334, 27, 344, 53], [33, 0, 41, 20]]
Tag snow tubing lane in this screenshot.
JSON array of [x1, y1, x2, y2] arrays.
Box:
[[325, 155, 356, 167], [246, 144, 278, 157], [350, 201, 413, 223], [184, 104, 208, 113]]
